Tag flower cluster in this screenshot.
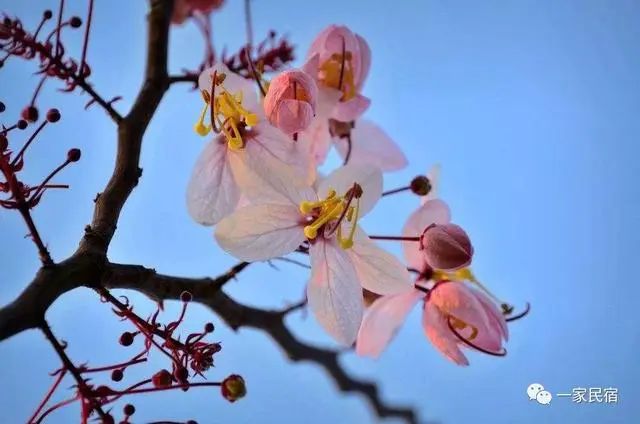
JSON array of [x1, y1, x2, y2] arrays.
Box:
[[187, 25, 529, 361]]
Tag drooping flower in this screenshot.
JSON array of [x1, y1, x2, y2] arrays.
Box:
[[172, 0, 225, 25], [186, 64, 311, 226], [356, 280, 508, 365], [263, 69, 318, 135], [215, 163, 412, 345], [304, 25, 371, 123]]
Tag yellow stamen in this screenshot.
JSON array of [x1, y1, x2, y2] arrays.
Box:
[[193, 72, 259, 147], [300, 187, 361, 248], [319, 53, 356, 102], [449, 316, 478, 340], [338, 197, 359, 249]]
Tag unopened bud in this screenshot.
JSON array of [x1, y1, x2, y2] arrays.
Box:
[[119, 331, 134, 346], [69, 16, 82, 28], [17, 119, 28, 130], [204, 322, 215, 333], [152, 369, 172, 388], [0, 101, 5, 113], [174, 366, 189, 383], [419, 223, 473, 271], [221, 374, 246, 403], [410, 175, 431, 196], [21, 106, 38, 122], [67, 148, 81, 162], [180, 291, 192, 302], [123, 404, 135, 416], [111, 369, 124, 382], [43, 10, 53, 20], [46, 108, 60, 123]]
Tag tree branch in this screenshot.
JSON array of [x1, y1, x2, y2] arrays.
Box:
[[103, 263, 420, 424]]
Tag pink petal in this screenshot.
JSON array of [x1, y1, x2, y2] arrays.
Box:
[[307, 240, 364, 345], [215, 203, 305, 262], [423, 304, 469, 366], [300, 117, 333, 166], [355, 34, 371, 91], [318, 164, 382, 217], [348, 229, 413, 295], [273, 99, 315, 135], [356, 289, 423, 358], [402, 199, 451, 269], [471, 287, 509, 342], [331, 94, 371, 122], [429, 282, 491, 332], [334, 120, 407, 171], [186, 138, 239, 226]]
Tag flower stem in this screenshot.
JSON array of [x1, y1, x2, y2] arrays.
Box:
[[368, 235, 420, 242], [382, 186, 411, 197]]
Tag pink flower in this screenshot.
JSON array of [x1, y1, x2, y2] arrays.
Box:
[[172, 0, 225, 25], [356, 281, 508, 365], [304, 25, 371, 122], [263, 70, 318, 135], [187, 64, 312, 226], [215, 164, 412, 345]]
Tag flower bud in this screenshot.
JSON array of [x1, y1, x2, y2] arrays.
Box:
[[119, 331, 135, 346], [221, 374, 246, 402], [43, 10, 53, 20], [111, 369, 124, 382], [420, 223, 473, 271], [410, 175, 431, 196], [0, 101, 5, 113], [174, 366, 189, 383], [67, 148, 81, 162], [46, 108, 60, 123], [17, 119, 28, 129], [263, 69, 317, 135], [152, 369, 173, 388], [180, 291, 193, 302], [0, 135, 7, 151], [123, 404, 135, 416], [204, 322, 215, 333], [69, 16, 82, 28], [21, 106, 38, 122]]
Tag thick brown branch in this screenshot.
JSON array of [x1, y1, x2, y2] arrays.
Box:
[[103, 263, 419, 424]]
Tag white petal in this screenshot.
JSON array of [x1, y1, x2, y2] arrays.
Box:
[[349, 228, 413, 295], [356, 289, 423, 358], [334, 120, 407, 172], [307, 240, 364, 345], [186, 138, 239, 226], [318, 164, 382, 217], [215, 203, 305, 261]]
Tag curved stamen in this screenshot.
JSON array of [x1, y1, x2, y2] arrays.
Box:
[[324, 183, 357, 238], [209, 70, 218, 134], [338, 36, 346, 91], [446, 317, 507, 357], [505, 302, 531, 322]]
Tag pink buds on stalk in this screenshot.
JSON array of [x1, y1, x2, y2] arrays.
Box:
[[420, 223, 474, 271], [263, 70, 318, 135]]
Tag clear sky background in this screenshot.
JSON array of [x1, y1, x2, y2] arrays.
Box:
[[1, 0, 639, 423]]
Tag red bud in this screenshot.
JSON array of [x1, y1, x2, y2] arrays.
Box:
[[21, 106, 38, 122], [420, 223, 473, 271], [152, 369, 172, 388], [67, 148, 81, 162], [221, 374, 246, 402]]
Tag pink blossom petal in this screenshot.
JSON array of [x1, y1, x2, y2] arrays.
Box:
[[331, 94, 371, 122], [215, 203, 305, 262], [318, 164, 382, 217], [402, 199, 451, 269], [423, 304, 469, 366], [348, 229, 413, 295], [471, 287, 509, 342], [429, 282, 491, 332], [302, 54, 320, 78], [355, 34, 371, 91], [273, 99, 315, 135], [356, 289, 423, 358], [300, 117, 333, 166], [307, 240, 364, 345], [334, 120, 407, 171], [186, 138, 239, 226]]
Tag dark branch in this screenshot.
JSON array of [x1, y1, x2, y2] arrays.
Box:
[[103, 263, 419, 424]]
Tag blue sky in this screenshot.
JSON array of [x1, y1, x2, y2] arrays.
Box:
[[1, 0, 639, 423]]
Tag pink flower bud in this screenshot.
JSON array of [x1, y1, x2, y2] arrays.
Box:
[[420, 223, 473, 271], [263, 70, 317, 135]]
